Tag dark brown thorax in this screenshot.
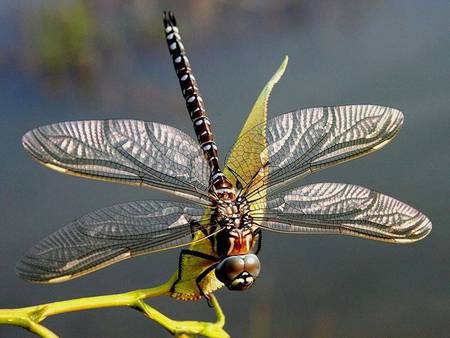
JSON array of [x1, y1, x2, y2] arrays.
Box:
[[215, 226, 254, 256], [213, 198, 256, 257]]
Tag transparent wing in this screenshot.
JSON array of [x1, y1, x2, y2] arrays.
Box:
[[253, 183, 431, 243], [16, 200, 212, 283], [226, 105, 403, 195], [22, 120, 211, 204]]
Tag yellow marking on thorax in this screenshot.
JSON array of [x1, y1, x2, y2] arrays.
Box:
[[170, 209, 224, 300]]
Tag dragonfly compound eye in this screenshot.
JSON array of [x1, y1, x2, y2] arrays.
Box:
[[215, 254, 261, 291], [243, 253, 261, 277]]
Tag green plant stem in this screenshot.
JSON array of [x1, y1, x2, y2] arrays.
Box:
[[0, 277, 229, 338]]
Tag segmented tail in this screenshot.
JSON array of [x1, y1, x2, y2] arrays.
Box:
[[163, 11, 233, 197]]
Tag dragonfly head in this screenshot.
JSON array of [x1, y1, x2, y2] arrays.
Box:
[[215, 254, 260, 291]]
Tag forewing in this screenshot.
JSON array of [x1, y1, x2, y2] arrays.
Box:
[[16, 200, 211, 283], [255, 183, 431, 243], [22, 120, 210, 203], [226, 105, 403, 195]]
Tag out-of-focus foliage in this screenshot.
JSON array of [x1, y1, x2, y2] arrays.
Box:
[[32, 1, 93, 76], [13, 0, 382, 85]]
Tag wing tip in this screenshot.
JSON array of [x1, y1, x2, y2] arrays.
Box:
[[393, 213, 432, 244], [387, 106, 404, 128], [413, 214, 432, 241], [22, 129, 36, 152], [15, 244, 73, 284], [22, 128, 50, 164], [15, 258, 51, 284]]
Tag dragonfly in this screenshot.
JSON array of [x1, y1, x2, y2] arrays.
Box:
[[17, 12, 431, 301]]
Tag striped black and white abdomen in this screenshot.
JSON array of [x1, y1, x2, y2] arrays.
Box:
[[163, 12, 233, 196]]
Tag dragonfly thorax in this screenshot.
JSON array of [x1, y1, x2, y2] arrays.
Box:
[[214, 196, 251, 228], [210, 196, 260, 291], [216, 198, 248, 221], [213, 198, 255, 257]]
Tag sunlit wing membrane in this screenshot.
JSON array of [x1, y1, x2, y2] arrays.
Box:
[[226, 105, 404, 196], [253, 183, 431, 243], [16, 200, 212, 283], [22, 120, 211, 204]]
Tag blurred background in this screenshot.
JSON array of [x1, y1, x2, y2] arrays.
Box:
[[1, 1, 449, 337]]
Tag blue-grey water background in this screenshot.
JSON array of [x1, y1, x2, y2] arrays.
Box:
[[1, 1, 449, 337]]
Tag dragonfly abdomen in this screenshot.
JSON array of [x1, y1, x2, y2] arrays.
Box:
[[163, 12, 233, 196]]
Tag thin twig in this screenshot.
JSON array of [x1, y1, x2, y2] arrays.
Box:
[[0, 277, 228, 338]]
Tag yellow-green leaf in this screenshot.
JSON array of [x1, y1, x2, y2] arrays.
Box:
[[224, 56, 288, 190]]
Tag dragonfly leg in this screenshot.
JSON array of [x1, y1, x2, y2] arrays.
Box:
[[195, 264, 219, 306], [170, 249, 219, 293]]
